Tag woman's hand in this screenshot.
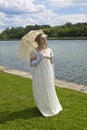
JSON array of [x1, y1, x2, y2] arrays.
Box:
[[30, 52, 43, 67]]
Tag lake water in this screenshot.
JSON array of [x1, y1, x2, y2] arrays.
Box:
[[0, 40, 87, 86]]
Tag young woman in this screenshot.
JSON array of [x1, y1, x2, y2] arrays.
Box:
[[30, 34, 62, 117]]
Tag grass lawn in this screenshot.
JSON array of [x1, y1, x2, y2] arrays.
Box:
[[0, 71, 87, 130]]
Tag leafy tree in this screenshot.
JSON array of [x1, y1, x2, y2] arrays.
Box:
[[0, 22, 87, 40]]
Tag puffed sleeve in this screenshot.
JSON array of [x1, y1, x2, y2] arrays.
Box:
[[50, 48, 53, 57], [30, 50, 37, 59]]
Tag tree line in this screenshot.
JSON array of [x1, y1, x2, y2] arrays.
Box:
[[0, 22, 87, 40]]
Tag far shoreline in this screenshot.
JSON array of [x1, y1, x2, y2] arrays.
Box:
[[47, 37, 87, 40], [0, 37, 87, 41]]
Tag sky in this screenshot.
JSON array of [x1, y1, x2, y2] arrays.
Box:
[[0, 0, 87, 32]]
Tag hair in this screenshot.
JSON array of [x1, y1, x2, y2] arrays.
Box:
[[35, 34, 42, 43]]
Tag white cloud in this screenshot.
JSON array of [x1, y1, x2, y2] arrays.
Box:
[[0, 0, 45, 14], [25, 12, 87, 26], [55, 14, 87, 25], [74, 0, 87, 6], [0, 0, 87, 32], [0, 12, 6, 25], [48, 0, 87, 7], [0, 12, 5, 18], [0, 0, 48, 30]]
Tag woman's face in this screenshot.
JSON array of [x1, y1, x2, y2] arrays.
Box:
[[39, 35, 47, 48]]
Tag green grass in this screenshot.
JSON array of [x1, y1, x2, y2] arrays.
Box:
[[0, 71, 87, 130]]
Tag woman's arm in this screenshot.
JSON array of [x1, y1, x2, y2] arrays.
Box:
[[50, 56, 55, 79], [30, 57, 36, 66], [50, 56, 53, 64], [30, 52, 43, 67]]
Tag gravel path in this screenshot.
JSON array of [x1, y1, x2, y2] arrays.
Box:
[[0, 66, 87, 93]]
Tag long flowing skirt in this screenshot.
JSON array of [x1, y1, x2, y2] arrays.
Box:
[[32, 58, 62, 117]]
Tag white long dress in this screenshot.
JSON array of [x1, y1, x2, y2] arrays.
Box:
[[30, 48, 62, 117]]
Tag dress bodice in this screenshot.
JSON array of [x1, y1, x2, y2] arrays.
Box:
[[33, 47, 53, 59], [40, 49, 51, 59]]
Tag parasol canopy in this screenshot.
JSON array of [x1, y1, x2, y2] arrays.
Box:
[[18, 29, 47, 60]]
